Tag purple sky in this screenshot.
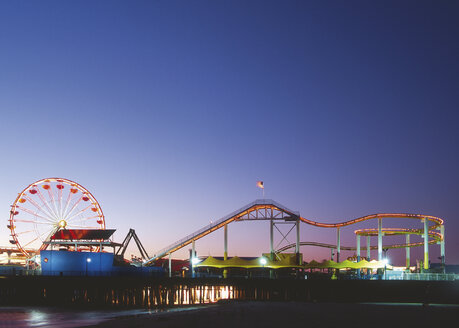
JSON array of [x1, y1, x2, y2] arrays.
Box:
[[1, 1, 458, 266]]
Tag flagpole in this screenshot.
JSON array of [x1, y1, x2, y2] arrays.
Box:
[[257, 181, 265, 199]]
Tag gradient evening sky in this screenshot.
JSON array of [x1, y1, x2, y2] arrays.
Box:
[[1, 1, 458, 266]]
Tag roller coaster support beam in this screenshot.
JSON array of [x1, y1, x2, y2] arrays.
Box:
[[378, 218, 382, 261], [367, 236, 371, 260], [336, 227, 341, 262], [296, 219, 300, 264], [424, 218, 429, 270], [440, 225, 445, 270], [192, 240, 196, 278], [366, 236, 371, 276], [406, 235, 410, 270], [168, 253, 172, 278], [356, 235, 361, 276], [356, 235, 360, 261], [270, 218, 274, 279], [270, 219, 274, 260], [224, 224, 228, 259], [223, 224, 228, 278]]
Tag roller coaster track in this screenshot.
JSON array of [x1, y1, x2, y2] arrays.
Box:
[[298, 213, 443, 250], [276, 235, 441, 253], [145, 199, 444, 265]]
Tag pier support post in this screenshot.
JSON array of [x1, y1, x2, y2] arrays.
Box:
[[168, 253, 172, 278]]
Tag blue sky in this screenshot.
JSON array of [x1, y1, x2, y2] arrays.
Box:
[[1, 1, 458, 266]]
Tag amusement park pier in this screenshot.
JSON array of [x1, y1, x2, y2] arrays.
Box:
[[1, 178, 458, 308]]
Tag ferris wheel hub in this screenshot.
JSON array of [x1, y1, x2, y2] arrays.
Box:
[[58, 220, 67, 229]]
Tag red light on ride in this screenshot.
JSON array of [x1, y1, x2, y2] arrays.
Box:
[[43, 258, 48, 263], [70, 188, 78, 194], [11, 211, 19, 216], [97, 219, 103, 224], [56, 184, 64, 190], [82, 196, 89, 201], [91, 207, 98, 212], [29, 189, 37, 194], [42, 185, 50, 190], [18, 198, 26, 203]]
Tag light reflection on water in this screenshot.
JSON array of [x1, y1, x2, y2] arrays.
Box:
[[0, 306, 206, 327]]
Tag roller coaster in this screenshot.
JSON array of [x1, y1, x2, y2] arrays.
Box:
[[145, 199, 445, 272]]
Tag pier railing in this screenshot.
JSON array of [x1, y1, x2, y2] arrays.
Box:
[[386, 272, 457, 281]]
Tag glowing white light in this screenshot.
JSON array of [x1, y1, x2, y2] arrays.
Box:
[[87, 258, 92, 263], [382, 258, 389, 265], [221, 286, 229, 299], [260, 258, 267, 265], [191, 257, 200, 265]]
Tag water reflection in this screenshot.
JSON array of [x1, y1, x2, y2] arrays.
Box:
[[0, 306, 205, 327]]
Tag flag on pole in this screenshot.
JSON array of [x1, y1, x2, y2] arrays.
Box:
[[256, 181, 264, 189]]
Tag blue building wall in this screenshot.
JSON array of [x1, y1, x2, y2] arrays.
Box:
[[0, 265, 25, 276], [40, 250, 163, 277]]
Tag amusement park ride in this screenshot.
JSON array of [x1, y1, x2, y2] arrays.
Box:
[[1, 178, 448, 278], [3, 178, 155, 276], [8, 178, 105, 257]]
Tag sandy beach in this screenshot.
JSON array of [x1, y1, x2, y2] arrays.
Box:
[[84, 301, 459, 328]]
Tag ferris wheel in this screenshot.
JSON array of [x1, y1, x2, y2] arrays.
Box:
[[8, 178, 105, 257]]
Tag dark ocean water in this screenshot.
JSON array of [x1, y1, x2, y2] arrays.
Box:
[[0, 306, 205, 328]]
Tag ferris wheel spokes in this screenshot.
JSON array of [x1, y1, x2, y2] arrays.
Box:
[[65, 204, 94, 223], [24, 228, 51, 248], [61, 190, 74, 220], [15, 230, 33, 236], [66, 224, 100, 229], [45, 187, 60, 220], [23, 194, 59, 222], [57, 185, 63, 217], [69, 215, 101, 225], [35, 187, 60, 221], [13, 218, 56, 225], [61, 195, 84, 223], [15, 205, 56, 224]]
